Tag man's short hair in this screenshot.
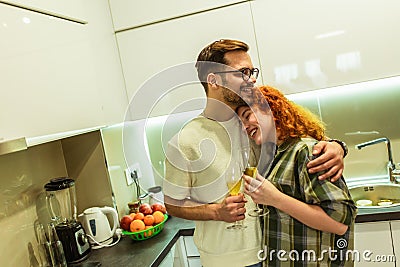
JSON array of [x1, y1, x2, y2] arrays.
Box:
[[195, 39, 249, 94]]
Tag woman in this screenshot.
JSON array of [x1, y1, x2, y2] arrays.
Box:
[[237, 85, 356, 266]]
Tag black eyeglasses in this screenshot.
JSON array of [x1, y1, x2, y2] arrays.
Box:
[[214, 67, 259, 81]]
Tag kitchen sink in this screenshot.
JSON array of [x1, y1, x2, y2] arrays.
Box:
[[349, 183, 400, 208]]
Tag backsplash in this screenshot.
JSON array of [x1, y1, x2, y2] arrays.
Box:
[[344, 139, 400, 180], [0, 141, 67, 267], [287, 76, 400, 180], [144, 109, 203, 186], [101, 121, 156, 219]]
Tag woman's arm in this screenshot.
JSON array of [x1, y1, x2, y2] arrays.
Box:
[[243, 174, 348, 235]]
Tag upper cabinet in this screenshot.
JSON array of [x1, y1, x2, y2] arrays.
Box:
[[108, 0, 249, 31], [115, 2, 259, 120], [1, 0, 87, 23], [251, 0, 400, 94], [0, 1, 128, 141]]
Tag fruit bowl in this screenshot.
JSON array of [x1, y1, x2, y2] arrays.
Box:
[[122, 214, 168, 241]]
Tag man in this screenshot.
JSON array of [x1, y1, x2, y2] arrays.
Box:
[[163, 39, 346, 267]]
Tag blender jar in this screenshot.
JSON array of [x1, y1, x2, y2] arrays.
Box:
[[44, 177, 77, 224]]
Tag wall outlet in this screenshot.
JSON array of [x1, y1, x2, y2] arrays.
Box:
[[124, 168, 133, 186], [124, 163, 142, 186]]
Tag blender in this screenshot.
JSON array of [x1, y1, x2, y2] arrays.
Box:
[[44, 177, 91, 263]]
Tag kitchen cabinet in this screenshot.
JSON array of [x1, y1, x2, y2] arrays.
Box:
[[115, 1, 259, 120], [183, 236, 201, 267], [0, 0, 128, 141], [391, 220, 400, 265], [159, 242, 179, 267], [251, 0, 400, 94], [354, 221, 395, 266], [0, 0, 87, 22], [108, 0, 248, 32], [159, 236, 201, 267]]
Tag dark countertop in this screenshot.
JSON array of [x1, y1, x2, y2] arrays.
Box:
[[76, 216, 195, 267], [355, 205, 400, 223]]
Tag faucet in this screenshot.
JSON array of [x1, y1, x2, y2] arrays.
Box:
[[355, 137, 399, 184]]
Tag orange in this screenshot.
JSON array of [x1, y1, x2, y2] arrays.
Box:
[[144, 226, 153, 237], [130, 219, 145, 232], [143, 214, 155, 226], [153, 211, 164, 224], [133, 212, 145, 220], [129, 212, 136, 219]]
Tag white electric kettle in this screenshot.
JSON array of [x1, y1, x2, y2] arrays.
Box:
[[78, 206, 118, 246]]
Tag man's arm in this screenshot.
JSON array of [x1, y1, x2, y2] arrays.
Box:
[[307, 140, 345, 181], [164, 195, 247, 223]]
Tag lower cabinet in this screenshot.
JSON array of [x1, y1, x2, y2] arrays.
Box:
[[391, 220, 400, 266], [182, 236, 202, 267], [159, 236, 201, 267], [161, 222, 400, 266], [354, 221, 395, 266]]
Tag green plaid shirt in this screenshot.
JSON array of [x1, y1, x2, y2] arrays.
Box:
[[261, 138, 357, 267]]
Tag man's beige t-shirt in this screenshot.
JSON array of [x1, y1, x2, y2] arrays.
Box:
[[163, 115, 261, 267]]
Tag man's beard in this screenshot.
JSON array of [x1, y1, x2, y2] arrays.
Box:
[[221, 86, 247, 107], [222, 87, 256, 107], [219, 74, 255, 107]]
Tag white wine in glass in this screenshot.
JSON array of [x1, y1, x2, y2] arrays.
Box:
[[244, 166, 269, 217], [227, 180, 242, 196], [225, 162, 247, 230]]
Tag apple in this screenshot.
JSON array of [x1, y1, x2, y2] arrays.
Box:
[[151, 203, 167, 214], [139, 203, 153, 215], [119, 215, 133, 231]]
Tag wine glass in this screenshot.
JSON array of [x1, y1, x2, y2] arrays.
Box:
[[241, 148, 269, 217], [225, 161, 247, 230]]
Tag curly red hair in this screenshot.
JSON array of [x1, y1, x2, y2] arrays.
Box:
[[256, 85, 326, 141]]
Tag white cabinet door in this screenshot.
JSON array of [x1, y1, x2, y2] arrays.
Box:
[[251, 0, 400, 94], [116, 2, 259, 120], [184, 236, 201, 267], [183, 236, 200, 257], [159, 243, 176, 267], [188, 258, 202, 267], [109, 0, 247, 31], [1, 0, 87, 22], [173, 236, 201, 267], [354, 222, 395, 266], [0, 1, 127, 141], [391, 220, 400, 266]]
